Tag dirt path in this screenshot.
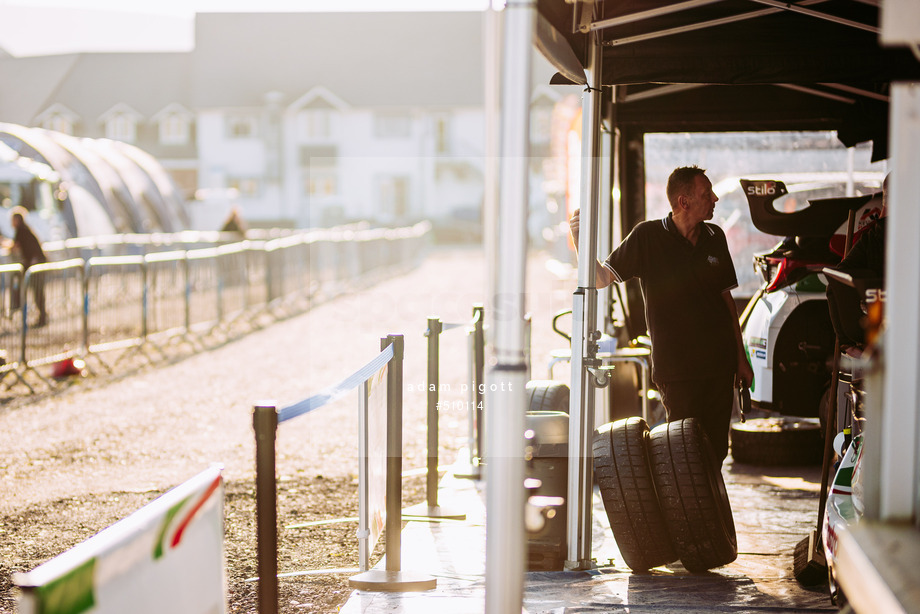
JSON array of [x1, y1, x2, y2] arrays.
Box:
[[0, 245, 575, 613]]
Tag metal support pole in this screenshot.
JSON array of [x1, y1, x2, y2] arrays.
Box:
[[567, 32, 604, 571], [879, 83, 920, 521], [253, 403, 279, 614], [485, 1, 534, 612]]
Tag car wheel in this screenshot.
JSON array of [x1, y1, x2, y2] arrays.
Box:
[[649, 418, 738, 572], [731, 417, 823, 466], [526, 380, 570, 414], [593, 418, 676, 571]]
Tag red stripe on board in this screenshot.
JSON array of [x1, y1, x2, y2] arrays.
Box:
[[170, 476, 222, 549]]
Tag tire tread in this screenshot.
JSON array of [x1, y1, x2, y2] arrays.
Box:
[[649, 419, 737, 572]]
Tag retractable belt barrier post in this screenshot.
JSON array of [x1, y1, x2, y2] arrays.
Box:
[[349, 335, 436, 592], [403, 318, 467, 520], [472, 304, 486, 466], [253, 403, 279, 614], [455, 304, 486, 480]]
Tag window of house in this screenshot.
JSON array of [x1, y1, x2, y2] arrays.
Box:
[[374, 112, 412, 139], [379, 176, 409, 219], [434, 116, 450, 154], [159, 113, 190, 145], [226, 116, 258, 139], [300, 147, 338, 197], [531, 106, 553, 145], [297, 109, 336, 140], [227, 176, 261, 198], [106, 114, 137, 143], [42, 114, 73, 135], [303, 162, 338, 197]]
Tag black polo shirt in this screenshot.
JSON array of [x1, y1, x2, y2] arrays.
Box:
[[603, 213, 738, 383]]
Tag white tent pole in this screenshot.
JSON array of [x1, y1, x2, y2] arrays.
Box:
[[484, 5, 501, 334], [484, 0, 534, 612], [566, 32, 603, 571], [878, 83, 920, 522]]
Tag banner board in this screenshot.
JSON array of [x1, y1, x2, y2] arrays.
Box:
[[15, 466, 225, 614], [358, 366, 388, 571]]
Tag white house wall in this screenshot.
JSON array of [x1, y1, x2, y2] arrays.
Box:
[[270, 104, 488, 228], [196, 109, 268, 220]]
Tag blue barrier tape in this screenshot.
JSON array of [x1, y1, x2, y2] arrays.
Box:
[[277, 344, 395, 424]]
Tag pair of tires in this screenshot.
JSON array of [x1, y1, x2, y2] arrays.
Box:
[[593, 417, 737, 573]]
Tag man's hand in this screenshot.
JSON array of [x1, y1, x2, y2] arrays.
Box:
[[737, 358, 754, 390], [569, 209, 580, 247]]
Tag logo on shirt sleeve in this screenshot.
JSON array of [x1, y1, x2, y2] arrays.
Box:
[[707, 255, 719, 266]]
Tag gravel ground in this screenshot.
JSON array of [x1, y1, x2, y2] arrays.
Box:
[[0, 245, 574, 613]]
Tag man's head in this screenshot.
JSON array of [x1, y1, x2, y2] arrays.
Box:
[[667, 165, 717, 223], [10, 206, 28, 229]]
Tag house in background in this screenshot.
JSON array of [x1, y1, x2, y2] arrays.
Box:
[[0, 11, 566, 233]]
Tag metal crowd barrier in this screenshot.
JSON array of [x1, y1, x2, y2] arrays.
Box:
[[20, 260, 85, 386], [0, 223, 431, 392], [85, 255, 147, 369], [144, 250, 189, 347]]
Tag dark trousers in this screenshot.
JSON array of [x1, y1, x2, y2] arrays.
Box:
[[657, 373, 735, 465], [826, 278, 866, 347]]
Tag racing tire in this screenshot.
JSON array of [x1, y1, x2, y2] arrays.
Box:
[[730, 417, 823, 466], [526, 380, 570, 414], [593, 418, 677, 571], [649, 418, 738, 572]]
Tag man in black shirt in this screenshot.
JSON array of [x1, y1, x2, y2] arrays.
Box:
[[10, 207, 48, 326], [570, 166, 753, 464]]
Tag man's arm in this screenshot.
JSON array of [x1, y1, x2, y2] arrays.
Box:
[[723, 290, 754, 388], [569, 209, 616, 289]]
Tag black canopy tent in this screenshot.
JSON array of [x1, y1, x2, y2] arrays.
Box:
[[538, 0, 920, 155]]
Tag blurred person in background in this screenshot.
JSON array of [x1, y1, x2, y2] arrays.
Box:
[[6, 206, 48, 326]]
